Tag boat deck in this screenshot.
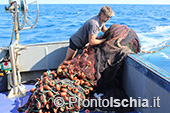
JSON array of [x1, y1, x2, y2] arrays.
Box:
[[0, 84, 34, 113], [0, 84, 140, 113]]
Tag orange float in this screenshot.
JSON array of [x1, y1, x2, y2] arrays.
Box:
[[67, 85, 72, 91], [72, 87, 78, 94], [56, 84, 61, 91], [74, 79, 80, 86], [47, 91, 54, 97], [44, 85, 51, 90], [61, 88, 67, 92], [49, 80, 55, 87], [60, 92, 67, 97], [30, 88, 35, 93]]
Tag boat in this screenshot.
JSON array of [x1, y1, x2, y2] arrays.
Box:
[[0, 0, 170, 113], [123, 54, 170, 113]]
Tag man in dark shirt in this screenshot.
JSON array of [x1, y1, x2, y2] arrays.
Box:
[[64, 5, 114, 61]]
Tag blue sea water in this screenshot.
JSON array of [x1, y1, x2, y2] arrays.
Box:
[[0, 4, 170, 73]]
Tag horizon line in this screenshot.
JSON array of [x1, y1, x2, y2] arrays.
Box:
[[1, 3, 170, 5]]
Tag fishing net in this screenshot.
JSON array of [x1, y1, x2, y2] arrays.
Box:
[[18, 24, 140, 112]]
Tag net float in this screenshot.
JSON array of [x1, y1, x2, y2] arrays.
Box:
[[84, 89, 89, 95], [44, 99, 47, 105], [152, 50, 156, 53], [43, 72, 47, 76], [82, 96, 86, 100], [36, 101, 41, 109], [94, 81, 97, 86], [36, 78, 40, 81], [84, 48, 88, 52], [68, 70, 72, 74], [39, 85, 43, 92], [39, 80, 42, 84], [63, 60, 71, 65], [80, 80, 84, 85], [56, 84, 61, 91], [44, 85, 51, 90], [64, 95, 69, 102], [61, 88, 67, 92], [48, 91, 54, 97], [65, 106, 69, 111], [80, 72, 86, 79], [60, 92, 67, 97], [77, 92, 81, 98], [73, 76, 77, 80], [87, 61, 92, 66], [50, 71, 57, 77], [84, 53, 88, 57], [67, 85, 72, 91], [74, 79, 80, 86], [72, 87, 78, 94], [89, 87, 93, 91], [62, 84, 68, 88], [49, 80, 55, 87], [60, 107, 65, 112], [53, 108, 57, 113], [84, 81, 89, 85], [30, 88, 35, 93], [69, 74, 74, 80], [46, 104, 50, 109], [61, 65, 65, 69], [57, 67, 63, 75], [63, 68, 67, 73], [38, 109, 43, 113]]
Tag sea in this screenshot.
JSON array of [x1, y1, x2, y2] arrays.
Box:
[[0, 4, 170, 74]]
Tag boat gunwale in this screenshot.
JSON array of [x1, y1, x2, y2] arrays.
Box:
[[126, 54, 170, 92], [0, 41, 69, 50], [128, 54, 170, 82]]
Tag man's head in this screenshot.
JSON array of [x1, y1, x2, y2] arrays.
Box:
[[98, 5, 115, 23]]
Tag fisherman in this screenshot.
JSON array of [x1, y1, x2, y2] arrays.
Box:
[[64, 5, 115, 61]]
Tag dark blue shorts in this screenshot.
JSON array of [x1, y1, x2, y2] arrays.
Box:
[[69, 39, 78, 51]]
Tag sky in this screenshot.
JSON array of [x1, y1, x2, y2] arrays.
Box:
[[1, 0, 170, 4]]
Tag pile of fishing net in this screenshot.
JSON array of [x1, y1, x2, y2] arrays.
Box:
[[18, 72, 96, 112], [18, 24, 140, 113]]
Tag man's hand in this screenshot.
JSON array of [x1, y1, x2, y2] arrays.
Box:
[[101, 25, 107, 33], [89, 33, 106, 46]]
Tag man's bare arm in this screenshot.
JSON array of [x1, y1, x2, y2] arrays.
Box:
[[89, 33, 106, 46], [101, 25, 107, 33]]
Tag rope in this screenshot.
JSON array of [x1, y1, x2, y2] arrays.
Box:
[[140, 45, 170, 53]]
